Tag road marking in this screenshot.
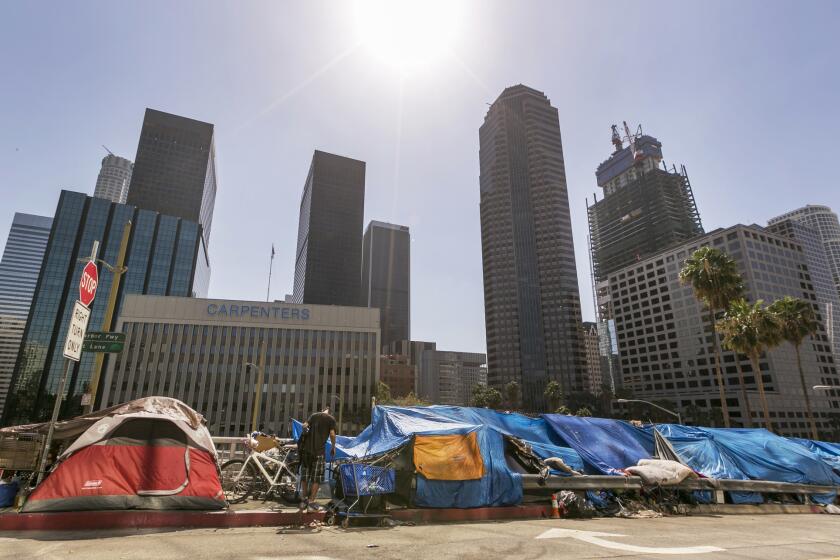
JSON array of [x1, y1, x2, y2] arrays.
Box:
[[536, 528, 724, 555]]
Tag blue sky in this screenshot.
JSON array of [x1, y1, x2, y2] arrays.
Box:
[[1, 1, 838, 355]]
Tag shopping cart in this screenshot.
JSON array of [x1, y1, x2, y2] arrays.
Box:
[[329, 461, 396, 528]]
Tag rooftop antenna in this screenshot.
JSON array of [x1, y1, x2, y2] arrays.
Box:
[[102, 145, 114, 156]]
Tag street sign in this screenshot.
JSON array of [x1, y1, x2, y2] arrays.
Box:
[[79, 260, 98, 308], [82, 340, 124, 353], [62, 301, 91, 361], [84, 332, 126, 344]]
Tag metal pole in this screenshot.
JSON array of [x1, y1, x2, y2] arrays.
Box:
[[266, 247, 274, 302], [37, 359, 72, 484], [84, 221, 131, 414], [250, 340, 267, 433]]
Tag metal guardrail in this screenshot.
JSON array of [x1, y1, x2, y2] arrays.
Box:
[[520, 474, 840, 496]]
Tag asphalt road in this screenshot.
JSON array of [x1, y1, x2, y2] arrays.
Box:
[[2, 514, 840, 560]]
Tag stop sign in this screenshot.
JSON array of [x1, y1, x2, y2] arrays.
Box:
[[79, 260, 98, 307]]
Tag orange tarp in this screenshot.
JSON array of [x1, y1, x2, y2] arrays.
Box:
[[413, 432, 485, 480]]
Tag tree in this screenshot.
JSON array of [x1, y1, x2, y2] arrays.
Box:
[[680, 246, 744, 428], [392, 392, 431, 407], [575, 407, 592, 417], [717, 299, 782, 431], [472, 384, 503, 409], [543, 381, 563, 412], [375, 381, 392, 404], [555, 405, 572, 415], [504, 380, 522, 410], [768, 297, 821, 439]]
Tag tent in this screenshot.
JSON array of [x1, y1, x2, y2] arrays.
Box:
[[789, 438, 840, 474], [22, 397, 225, 512], [295, 405, 584, 508]]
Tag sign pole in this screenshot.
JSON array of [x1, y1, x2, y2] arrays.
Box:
[[250, 340, 267, 433], [36, 359, 72, 484], [84, 221, 131, 413], [36, 241, 98, 484]]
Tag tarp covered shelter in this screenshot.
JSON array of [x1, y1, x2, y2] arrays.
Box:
[[21, 397, 225, 512], [295, 406, 584, 508], [789, 438, 840, 474]]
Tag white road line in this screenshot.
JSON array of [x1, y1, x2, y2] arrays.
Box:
[[536, 527, 725, 555]]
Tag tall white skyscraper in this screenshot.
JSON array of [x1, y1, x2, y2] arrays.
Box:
[[0, 213, 52, 417], [94, 153, 133, 204]]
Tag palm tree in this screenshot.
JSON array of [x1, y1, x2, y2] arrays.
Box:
[[717, 299, 782, 431], [543, 380, 563, 412], [768, 297, 821, 439], [679, 247, 744, 428]]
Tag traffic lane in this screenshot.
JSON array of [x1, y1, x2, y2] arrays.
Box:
[[2, 514, 840, 560]]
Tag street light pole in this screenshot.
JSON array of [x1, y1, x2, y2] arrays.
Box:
[[616, 398, 682, 425], [83, 220, 131, 414], [246, 340, 267, 433]]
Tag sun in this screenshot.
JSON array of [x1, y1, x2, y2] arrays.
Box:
[[354, 0, 461, 74]]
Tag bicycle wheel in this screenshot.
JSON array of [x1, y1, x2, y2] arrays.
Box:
[[220, 459, 258, 503]]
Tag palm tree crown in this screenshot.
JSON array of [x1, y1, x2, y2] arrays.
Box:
[[679, 247, 744, 310], [769, 297, 819, 346]]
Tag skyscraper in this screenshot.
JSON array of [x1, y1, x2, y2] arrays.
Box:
[[605, 224, 839, 438], [127, 108, 217, 244], [2, 191, 209, 426], [93, 153, 133, 204], [768, 205, 840, 299], [767, 216, 840, 361], [479, 85, 586, 410], [587, 127, 703, 283], [361, 221, 410, 350], [292, 150, 365, 307], [0, 213, 52, 417]]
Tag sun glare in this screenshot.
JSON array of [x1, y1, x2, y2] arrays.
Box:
[[354, 0, 461, 74]]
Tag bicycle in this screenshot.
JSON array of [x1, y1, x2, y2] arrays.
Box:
[[219, 433, 300, 504]]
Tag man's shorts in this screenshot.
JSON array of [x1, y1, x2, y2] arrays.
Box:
[[299, 452, 326, 484]]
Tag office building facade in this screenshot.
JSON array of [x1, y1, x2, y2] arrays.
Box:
[[605, 224, 840, 438], [361, 221, 410, 350], [581, 322, 603, 395], [127, 108, 217, 244], [766, 218, 840, 361], [292, 151, 366, 307], [2, 191, 209, 426], [418, 350, 486, 407], [587, 130, 703, 283], [769, 205, 840, 299], [0, 213, 52, 416], [379, 354, 415, 399], [93, 154, 133, 204], [101, 296, 380, 437], [479, 84, 586, 409]]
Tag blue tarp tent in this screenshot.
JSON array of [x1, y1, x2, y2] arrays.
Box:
[[788, 438, 840, 475], [542, 415, 653, 474], [294, 406, 584, 508]]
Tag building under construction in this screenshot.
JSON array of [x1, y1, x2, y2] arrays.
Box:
[[587, 124, 703, 284]]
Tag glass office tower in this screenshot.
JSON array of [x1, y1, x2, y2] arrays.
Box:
[[361, 221, 410, 350], [127, 108, 217, 244], [0, 213, 52, 417], [2, 190, 209, 425]]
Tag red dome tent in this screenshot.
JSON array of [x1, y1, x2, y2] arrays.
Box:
[[19, 397, 225, 512]]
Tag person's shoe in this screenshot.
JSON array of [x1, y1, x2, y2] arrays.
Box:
[[307, 502, 324, 513], [299, 499, 308, 511]]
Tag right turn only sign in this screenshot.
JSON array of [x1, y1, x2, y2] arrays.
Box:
[[63, 301, 91, 362]]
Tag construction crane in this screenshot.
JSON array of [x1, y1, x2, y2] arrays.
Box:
[[622, 121, 644, 162], [102, 145, 114, 156], [610, 125, 623, 153]]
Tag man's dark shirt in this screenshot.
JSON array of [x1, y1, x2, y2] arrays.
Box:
[[300, 412, 336, 457]]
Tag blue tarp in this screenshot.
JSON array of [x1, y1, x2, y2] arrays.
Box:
[[295, 406, 585, 508], [789, 438, 840, 475], [542, 415, 653, 475]]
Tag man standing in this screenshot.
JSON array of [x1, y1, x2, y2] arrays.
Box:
[[298, 407, 336, 512]]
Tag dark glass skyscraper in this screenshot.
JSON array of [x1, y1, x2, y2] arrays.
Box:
[[0, 213, 52, 417], [127, 108, 217, 244], [361, 221, 410, 350], [479, 85, 586, 410], [292, 150, 365, 307], [2, 191, 209, 425]]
